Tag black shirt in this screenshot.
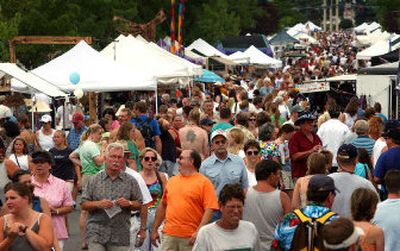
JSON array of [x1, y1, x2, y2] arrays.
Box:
[[49, 147, 75, 180]]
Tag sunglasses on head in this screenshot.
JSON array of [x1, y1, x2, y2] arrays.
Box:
[[144, 156, 157, 162], [246, 150, 259, 156]]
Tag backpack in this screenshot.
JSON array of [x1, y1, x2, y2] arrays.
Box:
[[135, 117, 155, 148], [290, 209, 336, 251]]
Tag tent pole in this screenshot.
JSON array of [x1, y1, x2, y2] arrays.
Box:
[[155, 89, 158, 115]]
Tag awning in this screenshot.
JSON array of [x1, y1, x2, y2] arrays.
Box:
[[0, 63, 67, 97], [208, 56, 237, 66]]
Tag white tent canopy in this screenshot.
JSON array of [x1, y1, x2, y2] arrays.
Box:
[[354, 22, 381, 33], [186, 38, 228, 58], [101, 35, 195, 85], [227, 46, 282, 68], [227, 51, 250, 64], [357, 34, 400, 60], [287, 23, 308, 36], [1, 63, 67, 97], [27, 40, 156, 92], [305, 21, 322, 32], [291, 32, 318, 44]]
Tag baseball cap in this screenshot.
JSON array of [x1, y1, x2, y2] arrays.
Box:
[[31, 150, 54, 164], [383, 128, 400, 141], [210, 129, 227, 142], [40, 114, 52, 123], [337, 144, 358, 159], [200, 118, 215, 126], [308, 174, 340, 194], [72, 112, 84, 123]]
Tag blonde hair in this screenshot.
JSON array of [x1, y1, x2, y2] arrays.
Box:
[[54, 130, 68, 146], [228, 128, 244, 155], [80, 124, 103, 145], [307, 152, 328, 175], [139, 147, 162, 167]]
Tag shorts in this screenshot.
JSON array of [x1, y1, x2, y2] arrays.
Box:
[[282, 170, 294, 190], [81, 174, 93, 192]]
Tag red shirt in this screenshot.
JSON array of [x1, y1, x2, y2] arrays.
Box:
[[289, 130, 322, 178]]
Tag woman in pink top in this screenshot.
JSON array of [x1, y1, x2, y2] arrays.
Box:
[[291, 152, 329, 209], [31, 150, 73, 251]]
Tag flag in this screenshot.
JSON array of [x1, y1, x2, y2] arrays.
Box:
[[177, 0, 185, 56], [170, 0, 176, 54]]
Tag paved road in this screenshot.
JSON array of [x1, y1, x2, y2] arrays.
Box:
[[64, 204, 84, 251]]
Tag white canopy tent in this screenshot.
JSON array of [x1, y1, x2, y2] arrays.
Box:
[[1, 63, 67, 97], [227, 46, 282, 68], [291, 32, 318, 44], [305, 21, 322, 32], [354, 29, 391, 47], [356, 34, 400, 60], [24, 40, 157, 92], [101, 35, 194, 85], [354, 22, 381, 34], [287, 23, 308, 36], [186, 38, 228, 58]]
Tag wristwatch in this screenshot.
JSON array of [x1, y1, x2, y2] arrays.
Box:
[[21, 225, 28, 233]]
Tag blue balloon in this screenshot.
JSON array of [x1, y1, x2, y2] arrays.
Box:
[[69, 72, 80, 85]]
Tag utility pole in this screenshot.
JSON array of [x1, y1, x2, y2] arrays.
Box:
[[329, 0, 333, 31], [336, 0, 340, 31], [323, 0, 327, 31]]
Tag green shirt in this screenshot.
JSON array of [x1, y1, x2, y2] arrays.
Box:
[[79, 140, 104, 175]]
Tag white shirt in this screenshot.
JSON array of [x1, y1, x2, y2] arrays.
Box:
[[373, 138, 387, 168], [317, 119, 350, 166], [193, 221, 260, 251], [124, 167, 152, 205]]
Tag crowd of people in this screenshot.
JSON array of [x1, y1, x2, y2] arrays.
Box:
[[0, 30, 397, 251]]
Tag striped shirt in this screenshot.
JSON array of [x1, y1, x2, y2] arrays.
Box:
[[351, 135, 375, 156]]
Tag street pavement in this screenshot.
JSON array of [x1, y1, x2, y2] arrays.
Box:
[[64, 204, 84, 251]]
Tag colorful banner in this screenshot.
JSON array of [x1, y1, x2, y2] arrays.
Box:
[[170, 0, 176, 54], [177, 0, 185, 56]]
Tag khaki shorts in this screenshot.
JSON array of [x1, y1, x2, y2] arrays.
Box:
[[81, 174, 93, 192], [282, 170, 294, 190], [161, 234, 192, 251]]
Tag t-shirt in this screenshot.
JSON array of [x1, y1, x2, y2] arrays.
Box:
[[373, 199, 400, 251], [49, 147, 75, 181], [79, 140, 103, 175], [328, 172, 378, 217], [193, 221, 260, 251], [351, 135, 375, 156], [124, 168, 152, 205], [374, 146, 400, 179], [162, 173, 218, 238], [354, 163, 368, 179]]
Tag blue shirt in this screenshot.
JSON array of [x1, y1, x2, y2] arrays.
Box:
[[131, 115, 161, 137], [374, 146, 400, 179], [354, 162, 368, 179], [67, 126, 87, 151], [351, 135, 375, 156], [200, 153, 249, 196], [373, 199, 400, 251]]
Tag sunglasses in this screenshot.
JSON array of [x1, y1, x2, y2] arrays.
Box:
[[144, 156, 157, 162], [249, 118, 256, 121], [246, 150, 259, 156]]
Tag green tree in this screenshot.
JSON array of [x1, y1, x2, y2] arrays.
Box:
[[0, 12, 20, 62]]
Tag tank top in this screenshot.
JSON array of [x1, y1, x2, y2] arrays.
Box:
[[160, 127, 176, 162], [3, 213, 42, 251], [38, 129, 54, 151], [9, 154, 29, 170], [360, 225, 377, 251], [146, 177, 163, 209], [243, 187, 283, 250]]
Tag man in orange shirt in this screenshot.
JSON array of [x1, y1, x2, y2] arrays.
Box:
[[151, 149, 218, 250]]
